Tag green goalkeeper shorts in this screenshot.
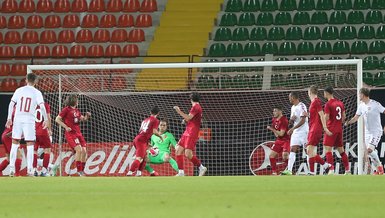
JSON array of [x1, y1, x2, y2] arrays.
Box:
[[147, 150, 168, 164]]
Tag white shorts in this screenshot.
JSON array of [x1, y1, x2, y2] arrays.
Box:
[[12, 122, 36, 141], [290, 132, 308, 147], [365, 132, 382, 150]]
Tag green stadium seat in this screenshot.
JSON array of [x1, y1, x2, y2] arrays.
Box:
[[261, 0, 278, 11], [287, 73, 302, 88], [369, 41, 385, 54], [351, 41, 368, 54], [232, 27, 249, 41], [315, 41, 332, 55], [323, 73, 336, 87], [329, 56, 343, 60], [268, 27, 285, 40], [233, 74, 250, 88], [227, 43, 243, 57], [379, 56, 385, 70], [250, 27, 267, 41], [358, 25, 375, 39], [316, 0, 333, 10], [279, 42, 296, 55], [363, 56, 379, 70], [214, 27, 232, 41], [219, 13, 237, 26], [322, 26, 339, 40], [363, 72, 374, 85], [297, 42, 314, 55], [208, 43, 226, 57], [304, 73, 320, 84], [249, 74, 263, 89], [256, 12, 274, 26], [217, 74, 233, 89], [311, 11, 328, 24], [225, 0, 243, 12], [221, 58, 236, 72], [241, 57, 254, 62], [340, 26, 357, 40], [329, 11, 347, 24], [275, 57, 289, 61], [333, 41, 350, 54], [280, 0, 297, 11], [271, 74, 285, 87], [298, 0, 315, 10], [353, 0, 370, 9], [274, 12, 292, 25], [376, 25, 385, 39], [373, 72, 385, 86], [202, 59, 219, 73], [293, 12, 310, 25], [262, 42, 279, 54], [238, 13, 255, 26], [335, 0, 352, 10], [243, 0, 260, 11], [286, 26, 302, 40], [243, 42, 260, 56], [347, 11, 364, 24], [198, 74, 216, 89], [303, 26, 321, 40], [365, 11, 383, 24], [311, 56, 325, 60], [239, 57, 255, 72], [293, 57, 307, 61], [372, 0, 385, 9]]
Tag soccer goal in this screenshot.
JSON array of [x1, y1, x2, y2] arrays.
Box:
[[27, 59, 364, 176]]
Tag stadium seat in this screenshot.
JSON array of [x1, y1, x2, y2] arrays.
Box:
[[280, 0, 297, 11], [89, 0, 105, 12], [351, 41, 368, 54], [21, 31, 38, 44], [111, 29, 128, 42], [297, 0, 315, 10], [353, 0, 370, 9], [279, 41, 296, 55], [100, 14, 117, 28], [71, 0, 87, 12], [333, 41, 350, 54], [379, 56, 385, 69], [19, 0, 36, 12], [268, 27, 285, 40], [70, 45, 86, 57], [105, 44, 122, 57], [76, 29, 93, 43], [322, 26, 339, 40], [335, 0, 352, 10], [274, 12, 291, 25], [26, 15, 43, 29], [261, 0, 278, 11], [0, 46, 14, 58], [1, 0, 17, 13], [8, 15, 25, 29], [365, 11, 383, 24], [369, 41, 385, 53], [0, 32, 2, 43], [197, 75, 216, 89], [88, 45, 104, 57], [0, 16, 6, 28], [40, 30, 56, 43], [208, 43, 226, 57], [243, 42, 260, 56], [81, 14, 99, 28], [117, 14, 134, 27], [0, 64, 11, 76], [358, 25, 375, 39], [128, 29, 145, 42], [315, 41, 332, 55], [11, 63, 27, 76], [63, 14, 80, 28], [340, 26, 357, 39], [219, 13, 237, 26], [286, 73, 302, 88], [232, 27, 249, 41], [107, 0, 122, 12], [250, 27, 267, 40], [256, 12, 273, 26], [347, 11, 364, 24], [4, 31, 21, 44], [374, 72, 385, 86], [54, 0, 70, 12], [225, 0, 243, 12], [135, 14, 152, 27], [123, 0, 140, 12], [286, 26, 302, 40], [297, 42, 314, 55], [329, 11, 347, 24], [36, 0, 53, 12], [34, 45, 50, 57], [58, 30, 75, 43], [363, 56, 378, 70], [227, 43, 243, 56], [262, 42, 278, 54], [238, 13, 255, 26], [19, 78, 27, 87], [1, 78, 18, 92], [217, 74, 233, 89], [122, 44, 139, 57], [15, 45, 32, 58], [214, 27, 231, 41], [140, 0, 157, 12], [303, 26, 321, 40], [243, 0, 260, 11], [372, 0, 385, 9], [315, 0, 333, 10], [233, 74, 249, 88], [377, 26, 385, 39], [51, 45, 68, 57], [311, 11, 328, 24], [293, 11, 310, 25], [249, 74, 263, 88], [45, 15, 61, 28]]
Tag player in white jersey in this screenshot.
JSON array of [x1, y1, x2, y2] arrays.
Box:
[[5, 73, 48, 176], [282, 91, 309, 175], [346, 88, 385, 175]]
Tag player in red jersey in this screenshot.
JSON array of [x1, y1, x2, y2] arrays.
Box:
[[56, 95, 91, 176], [126, 106, 162, 176], [174, 92, 207, 176], [323, 87, 350, 175], [267, 106, 290, 175], [306, 85, 332, 175]]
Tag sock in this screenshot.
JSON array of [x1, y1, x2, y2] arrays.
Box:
[[325, 152, 334, 169], [9, 143, 19, 172], [340, 152, 350, 171], [129, 159, 140, 172], [190, 156, 201, 167], [176, 154, 184, 170], [288, 152, 296, 171], [15, 158, 21, 174], [369, 150, 381, 168], [169, 158, 179, 172], [37, 159, 43, 166], [145, 164, 155, 174], [269, 157, 277, 173], [0, 159, 9, 172], [43, 153, 50, 169], [315, 154, 325, 165], [139, 160, 146, 171], [76, 161, 82, 172], [27, 145, 34, 174], [136, 170, 142, 176], [82, 162, 86, 172], [33, 154, 38, 168], [308, 156, 315, 173]]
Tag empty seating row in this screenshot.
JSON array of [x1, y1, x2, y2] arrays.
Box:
[[225, 0, 385, 12], [0, 29, 145, 44], [208, 41, 385, 56], [214, 25, 385, 41], [220, 11, 385, 26], [363, 72, 385, 86], [0, 78, 26, 91], [0, 14, 152, 29], [0, 0, 157, 13]]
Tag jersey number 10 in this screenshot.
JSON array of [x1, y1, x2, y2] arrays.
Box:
[[20, 97, 32, 112]]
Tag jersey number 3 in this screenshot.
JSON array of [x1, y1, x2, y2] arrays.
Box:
[[336, 106, 342, 120], [20, 97, 32, 112]]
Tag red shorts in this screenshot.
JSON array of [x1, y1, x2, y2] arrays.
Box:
[[307, 130, 322, 147], [178, 134, 198, 150], [271, 139, 290, 153], [65, 132, 87, 149], [323, 131, 343, 147], [35, 134, 52, 150], [1, 130, 12, 154], [133, 137, 147, 159]]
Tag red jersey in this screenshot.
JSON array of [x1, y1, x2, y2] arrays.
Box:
[[309, 97, 323, 132], [36, 103, 50, 136], [136, 116, 159, 142], [183, 103, 202, 138], [272, 116, 290, 141], [324, 98, 345, 133], [59, 106, 82, 134]]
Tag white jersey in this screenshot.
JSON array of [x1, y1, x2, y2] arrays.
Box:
[[290, 102, 309, 134], [10, 85, 45, 124], [356, 99, 385, 135]]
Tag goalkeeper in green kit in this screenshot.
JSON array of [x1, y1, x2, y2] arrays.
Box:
[[144, 119, 179, 176]]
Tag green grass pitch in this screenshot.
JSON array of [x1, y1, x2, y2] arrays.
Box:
[[0, 176, 384, 218]]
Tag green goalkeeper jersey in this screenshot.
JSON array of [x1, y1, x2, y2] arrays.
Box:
[[150, 132, 177, 153]]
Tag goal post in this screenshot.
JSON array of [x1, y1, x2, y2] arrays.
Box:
[[27, 59, 365, 176]]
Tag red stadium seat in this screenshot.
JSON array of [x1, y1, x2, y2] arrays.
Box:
[[76, 29, 93, 43], [26, 15, 43, 29], [0, 64, 11, 76], [11, 63, 27, 76], [54, 0, 70, 12], [105, 44, 122, 57], [122, 44, 139, 57], [37, 77, 58, 92], [34, 45, 50, 57], [100, 14, 117, 28], [40, 30, 57, 43], [22, 30, 39, 44], [87, 45, 104, 57], [89, 0, 105, 12], [1, 78, 18, 92], [51, 45, 69, 57], [15, 45, 33, 58], [140, 0, 157, 12], [128, 29, 145, 42], [19, 78, 27, 87], [8, 15, 25, 29], [19, 0, 36, 13], [0, 46, 14, 59], [71, 0, 87, 12], [106, 0, 122, 12], [135, 14, 152, 27], [81, 14, 99, 28], [36, 0, 53, 12], [103, 76, 126, 91], [0, 32, 3, 43], [123, 0, 140, 12], [63, 14, 80, 28], [117, 14, 134, 27], [111, 29, 128, 42], [45, 15, 61, 28], [0, 16, 6, 28], [70, 45, 86, 57], [1, 0, 17, 13], [94, 29, 110, 42], [4, 31, 21, 44], [58, 30, 75, 43]]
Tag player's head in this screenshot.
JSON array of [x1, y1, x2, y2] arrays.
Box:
[[66, 94, 78, 107], [308, 85, 318, 98], [151, 106, 160, 116], [272, 106, 283, 118], [289, 91, 299, 104], [359, 87, 370, 101], [190, 92, 200, 103], [159, 119, 168, 132], [26, 73, 38, 86], [323, 86, 334, 99]]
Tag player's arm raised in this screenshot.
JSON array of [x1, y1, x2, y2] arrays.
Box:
[[55, 115, 71, 132], [80, 112, 91, 122], [173, 106, 194, 122]]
